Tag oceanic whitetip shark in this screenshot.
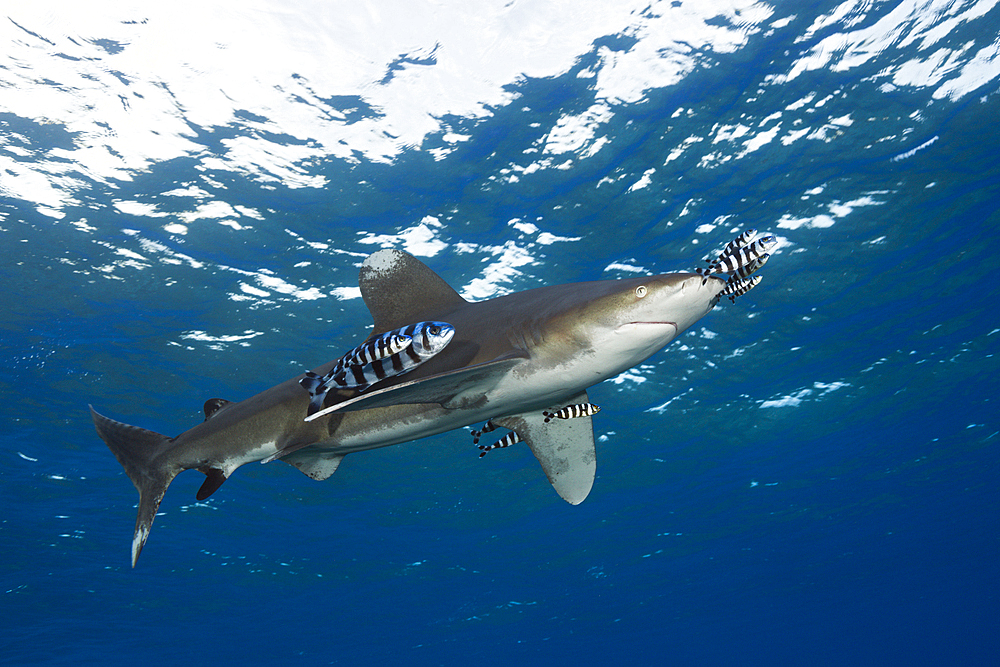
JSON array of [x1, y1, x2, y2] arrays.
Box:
[[92, 242, 760, 566]]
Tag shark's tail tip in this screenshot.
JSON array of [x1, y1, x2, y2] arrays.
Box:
[[131, 522, 151, 568]]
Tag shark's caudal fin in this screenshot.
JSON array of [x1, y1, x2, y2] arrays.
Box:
[[90, 406, 179, 567]]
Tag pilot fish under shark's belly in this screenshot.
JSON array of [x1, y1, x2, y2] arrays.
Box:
[[91, 230, 776, 566]]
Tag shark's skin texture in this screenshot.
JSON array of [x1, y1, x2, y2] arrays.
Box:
[[92, 248, 728, 566]]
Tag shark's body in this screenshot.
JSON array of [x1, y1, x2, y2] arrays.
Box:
[[92, 248, 730, 565]]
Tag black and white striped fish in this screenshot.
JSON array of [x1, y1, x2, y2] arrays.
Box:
[[470, 419, 499, 445], [339, 332, 412, 369], [720, 275, 762, 302], [473, 403, 601, 457], [724, 252, 769, 283], [702, 234, 777, 277], [300, 321, 455, 416], [697, 229, 757, 281], [708, 228, 757, 266], [478, 431, 521, 457], [542, 403, 601, 423], [299, 328, 411, 399]]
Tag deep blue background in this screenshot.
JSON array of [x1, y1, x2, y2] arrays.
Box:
[[3, 2, 998, 665]]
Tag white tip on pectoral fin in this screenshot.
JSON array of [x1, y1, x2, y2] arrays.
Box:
[[493, 392, 597, 505]]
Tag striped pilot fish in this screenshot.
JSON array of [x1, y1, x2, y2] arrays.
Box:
[[709, 228, 757, 266], [338, 332, 412, 369], [477, 431, 520, 457], [470, 419, 499, 445], [698, 233, 777, 283], [300, 321, 455, 416], [300, 329, 412, 401], [542, 403, 601, 423], [473, 402, 602, 457], [697, 229, 755, 280], [724, 253, 769, 283], [720, 274, 762, 303], [706, 235, 776, 275]]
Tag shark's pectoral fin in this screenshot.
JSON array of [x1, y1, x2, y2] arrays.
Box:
[[304, 355, 526, 421], [493, 391, 597, 505], [196, 468, 228, 500], [281, 450, 346, 481]]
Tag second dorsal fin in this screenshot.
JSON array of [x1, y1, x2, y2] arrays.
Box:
[[203, 398, 232, 421]]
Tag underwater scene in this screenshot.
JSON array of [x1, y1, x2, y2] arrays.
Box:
[[2, 1, 998, 664]]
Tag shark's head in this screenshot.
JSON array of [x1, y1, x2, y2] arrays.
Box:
[[550, 272, 726, 380]]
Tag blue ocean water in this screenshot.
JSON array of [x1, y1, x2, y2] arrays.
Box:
[[2, 1, 999, 664]]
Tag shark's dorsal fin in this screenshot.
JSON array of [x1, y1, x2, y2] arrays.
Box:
[[492, 391, 596, 505], [359, 249, 468, 332], [203, 398, 232, 421]]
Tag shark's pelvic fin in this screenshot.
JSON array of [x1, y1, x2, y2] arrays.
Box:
[[90, 405, 179, 567], [280, 450, 346, 481], [491, 391, 597, 505], [359, 249, 468, 332]]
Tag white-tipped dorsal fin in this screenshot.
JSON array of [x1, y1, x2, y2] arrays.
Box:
[[359, 249, 467, 332]]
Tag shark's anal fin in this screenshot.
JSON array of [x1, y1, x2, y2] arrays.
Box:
[[196, 468, 227, 500], [492, 391, 597, 505]]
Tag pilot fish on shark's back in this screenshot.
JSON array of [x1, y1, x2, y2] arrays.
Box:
[[90, 229, 777, 566], [300, 321, 455, 416]]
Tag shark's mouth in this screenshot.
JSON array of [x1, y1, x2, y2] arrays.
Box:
[[619, 321, 678, 333]]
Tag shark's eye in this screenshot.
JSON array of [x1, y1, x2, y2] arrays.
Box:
[[635, 285, 648, 298]]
